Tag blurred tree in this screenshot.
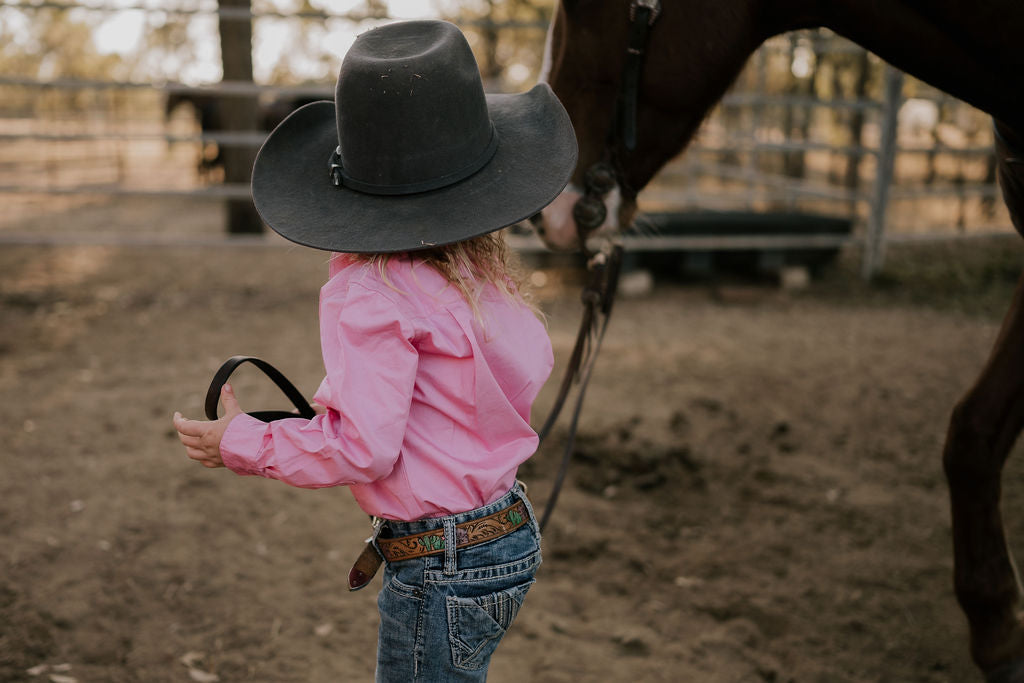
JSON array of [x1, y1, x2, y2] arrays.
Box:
[[435, 0, 552, 91], [364, 0, 390, 18], [0, 8, 128, 114], [3, 11, 114, 77], [982, 141, 999, 219], [838, 49, 872, 203], [924, 102, 951, 187], [125, 10, 196, 83], [262, 0, 344, 85], [781, 33, 819, 181]]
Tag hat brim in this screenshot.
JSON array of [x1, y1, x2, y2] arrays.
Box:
[[251, 83, 578, 253]]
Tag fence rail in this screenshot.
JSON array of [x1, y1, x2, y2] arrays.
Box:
[[1, 228, 1015, 251], [0, 2, 1013, 279], [0, 1, 550, 27]]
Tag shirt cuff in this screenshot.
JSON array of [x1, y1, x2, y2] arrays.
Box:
[[220, 413, 270, 476]]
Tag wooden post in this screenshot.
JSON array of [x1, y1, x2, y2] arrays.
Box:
[[217, 0, 262, 234], [861, 65, 903, 280]]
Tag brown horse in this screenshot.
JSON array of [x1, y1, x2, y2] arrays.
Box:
[[164, 92, 322, 179], [536, 1, 1024, 680]]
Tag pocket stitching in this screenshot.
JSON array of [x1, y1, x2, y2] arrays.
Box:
[[446, 596, 505, 671], [425, 550, 541, 584], [446, 580, 534, 671], [385, 574, 422, 599]]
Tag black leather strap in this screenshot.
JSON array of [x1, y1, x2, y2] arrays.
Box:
[[618, 3, 657, 151], [535, 302, 595, 443], [204, 356, 316, 422], [537, 245, 623, 532]]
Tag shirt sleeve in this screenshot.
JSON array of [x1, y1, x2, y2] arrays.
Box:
[[219, 282, 418, 488]]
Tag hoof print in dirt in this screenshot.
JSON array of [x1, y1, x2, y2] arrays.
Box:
[[547, 537, 608, 563], [769, 421, 799, 454], [613, 635, 651, 657], [571, 417, 707, 495]]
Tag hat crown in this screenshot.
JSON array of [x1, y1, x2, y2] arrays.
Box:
[[335, 21, 496, 195]]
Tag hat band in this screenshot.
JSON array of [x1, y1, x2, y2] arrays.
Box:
[[329, 125, 499, 196]]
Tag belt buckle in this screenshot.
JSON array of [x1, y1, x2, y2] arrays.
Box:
[[348, 517, 385, 591]]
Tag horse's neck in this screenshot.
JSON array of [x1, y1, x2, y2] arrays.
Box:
[[812, 0, 1024, 126]]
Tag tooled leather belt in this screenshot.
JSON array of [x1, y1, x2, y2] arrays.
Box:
[[377, 500, 530, 562], [347, 499, 531, 591]]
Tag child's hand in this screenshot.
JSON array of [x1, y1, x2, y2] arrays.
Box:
[[173, 384, 244, 469]]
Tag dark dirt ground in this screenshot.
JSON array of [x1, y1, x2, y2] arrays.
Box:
[[3, 205, 1024, 682]]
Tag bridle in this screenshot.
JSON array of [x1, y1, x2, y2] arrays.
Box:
[[537, 0, 661, 530], [571, 0, 661, 253]]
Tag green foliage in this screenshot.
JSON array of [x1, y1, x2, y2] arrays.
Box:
[[131, 11, 196, 83], [0, 8, 124, 80], [260, 0, 337, 85], [435, 0, 554, 91], [0, 7, 132, 114]]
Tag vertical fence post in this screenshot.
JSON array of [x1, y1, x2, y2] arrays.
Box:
[[218, 0, 262, 235], [861, 65, 903, 280]]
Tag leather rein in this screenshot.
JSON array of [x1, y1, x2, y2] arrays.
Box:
[[536, 0, 661, 531]]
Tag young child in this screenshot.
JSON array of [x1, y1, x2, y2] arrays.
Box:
[[172, 19, 577, 682]]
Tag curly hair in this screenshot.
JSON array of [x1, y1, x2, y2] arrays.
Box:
[[351, 230, 540, 323]]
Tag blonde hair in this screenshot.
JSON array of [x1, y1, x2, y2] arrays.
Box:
[[353, 230, 539, 322]]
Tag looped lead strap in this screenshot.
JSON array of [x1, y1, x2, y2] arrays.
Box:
[[204, 356, 316, 422]]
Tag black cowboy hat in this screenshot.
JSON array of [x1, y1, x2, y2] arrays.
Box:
[[251, 20, 578, 253]]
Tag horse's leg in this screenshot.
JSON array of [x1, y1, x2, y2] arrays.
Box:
[[945, 121, 1024, 681]]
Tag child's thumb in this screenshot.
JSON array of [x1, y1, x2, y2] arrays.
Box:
[[221, 383, 243, 418]]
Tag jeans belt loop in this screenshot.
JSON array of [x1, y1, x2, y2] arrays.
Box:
[[442, 517, 458, 575]]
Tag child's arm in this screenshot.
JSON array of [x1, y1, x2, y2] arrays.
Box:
[[177, 283, 418, 489], [172, 383, 243, 468]]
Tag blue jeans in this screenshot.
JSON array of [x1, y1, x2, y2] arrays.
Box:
[[374, 484, 541, 682]]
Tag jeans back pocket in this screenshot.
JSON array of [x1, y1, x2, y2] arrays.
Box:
[[446, 579, 535, 671]]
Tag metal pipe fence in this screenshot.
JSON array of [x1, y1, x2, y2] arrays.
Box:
[[0, 2, 1013, 278]]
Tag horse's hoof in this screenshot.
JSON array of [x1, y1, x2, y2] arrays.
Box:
[[986, 658, 1024, 683]]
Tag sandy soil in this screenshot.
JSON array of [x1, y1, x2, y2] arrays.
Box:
[[2, 230, 1023, 682]]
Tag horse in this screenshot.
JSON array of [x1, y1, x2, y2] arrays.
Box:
[[164, 91, 323, 180], [164, 92, 228, 181], [534, 1, 1024, 679]]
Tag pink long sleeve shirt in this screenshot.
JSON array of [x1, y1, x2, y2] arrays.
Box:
[[219, 253, 553, 521]]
